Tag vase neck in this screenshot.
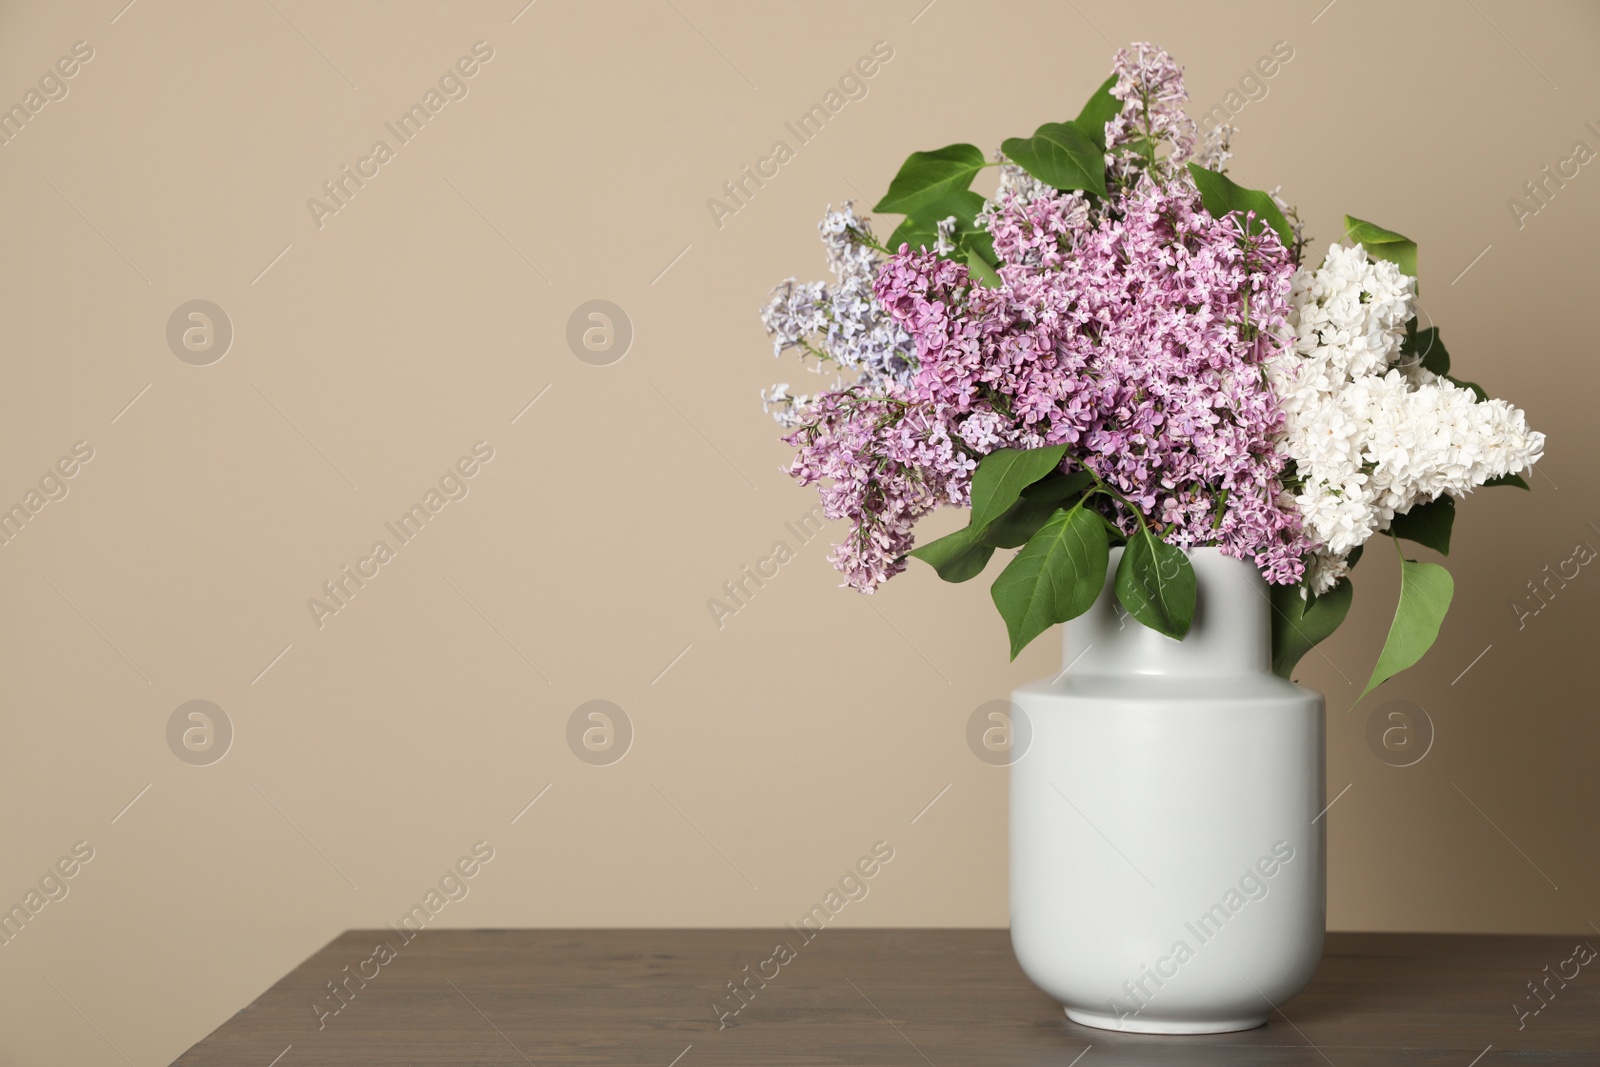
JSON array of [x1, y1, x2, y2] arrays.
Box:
[[1060, 548, 1271, 678]]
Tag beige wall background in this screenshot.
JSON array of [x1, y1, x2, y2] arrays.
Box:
[[1, 0, 1597, 1062]]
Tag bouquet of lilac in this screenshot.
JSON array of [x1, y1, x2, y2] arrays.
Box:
[[760, 43, 1543, 692]]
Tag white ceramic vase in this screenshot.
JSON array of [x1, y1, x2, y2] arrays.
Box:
[[1009, 547, 1325, 1034]]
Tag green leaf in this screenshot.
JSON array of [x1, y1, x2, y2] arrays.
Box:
[[962, 228, 1001, 285], [1389, 495, 1455, 556], [981, 471, 1094, 548], [887, 215, 936, 255], [1001, 122, 1107, 197], [968, 445, 1070, 533], [1115, 532, 1196, 639], [1344, 215, 1418, 280], [884, 189, 1002, 289], [908, 525, 995, 583], [1483, 472, 1531, 490], [963, 226, 998, 266], [1400, 322, 1450, 375], [886, 189, 986, 254], [964, 240, 1002, 288], [1360, 553, 1454, 701], [1026, 470, 1095, 502], [991, 503, 1109, 660], [1270, 578, 1354, 680], [874, 144, 987, 215], [1073, 74, 1119, 150], [1346, 544, 1365, 570], [1187, 164, 1294, 248], [1447, 374, 1489, 402]]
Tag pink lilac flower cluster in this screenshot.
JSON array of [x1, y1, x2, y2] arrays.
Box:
[[875, 178, 1311, 584], [783, 389, 975, 591], [1104, 42, 1198, 187]]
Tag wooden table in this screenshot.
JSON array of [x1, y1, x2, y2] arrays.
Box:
[[173, 930, 1599, 1065]]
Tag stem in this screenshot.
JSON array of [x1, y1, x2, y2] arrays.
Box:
[[1093, 510, 1126, 539], [1211, 488, 1229, 531], [1082, 466, 1152, 535], [852, 226, 894, 256]]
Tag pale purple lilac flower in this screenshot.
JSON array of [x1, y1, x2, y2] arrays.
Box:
[[760, 280, 829, 358], [760, 203, 916, 431]]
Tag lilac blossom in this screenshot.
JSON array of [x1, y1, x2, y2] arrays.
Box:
[[875, 178, 1311, 583], [762, 44, 1319, 593], [1104, 43, 1199, 188], [782, 387, 974, 591], [760, 204, 917, 431]]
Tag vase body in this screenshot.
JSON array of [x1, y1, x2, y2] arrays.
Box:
[[1009, 547, 1325, 1034]]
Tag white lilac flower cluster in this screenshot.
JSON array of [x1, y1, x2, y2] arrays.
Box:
[[1270, 243, 1545, 594], [759, 203, 916, 428]]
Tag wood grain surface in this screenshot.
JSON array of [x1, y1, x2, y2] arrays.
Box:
[[172, 929, 1600, 1065]]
